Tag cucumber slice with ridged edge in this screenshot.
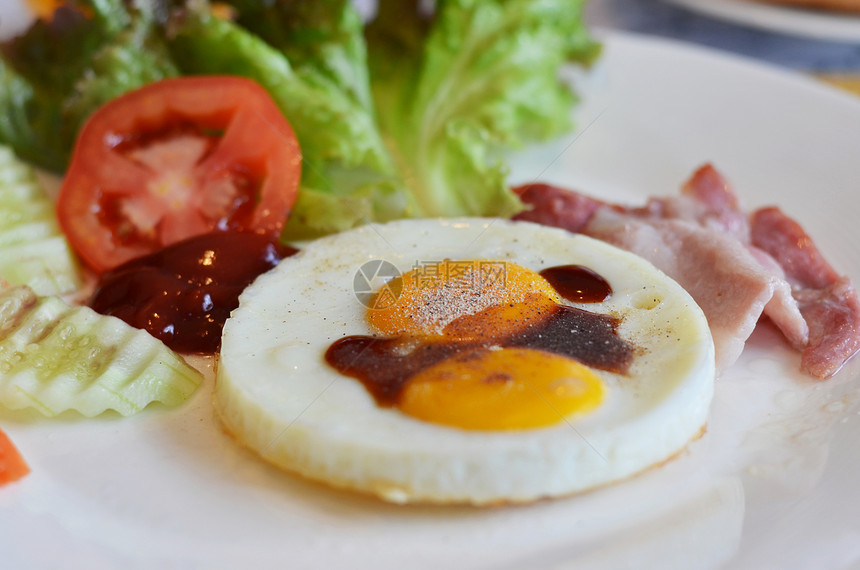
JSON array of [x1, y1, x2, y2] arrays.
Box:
[[0, 286, 202, 417], [0, 146, 82, 296]]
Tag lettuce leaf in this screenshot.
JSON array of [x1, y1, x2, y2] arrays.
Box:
[[0, 1, 177, 172], [0, 60, 71, 172], [166, 4, 411, 238], [167, 8, 392, 174], [222, 0, 375, 113], [365, 0, 598, 219], [0, 0, 597, 235], [222, 0, 597, 236]]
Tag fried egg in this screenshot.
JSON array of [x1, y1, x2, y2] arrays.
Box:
[[215, 218, 715, 505]]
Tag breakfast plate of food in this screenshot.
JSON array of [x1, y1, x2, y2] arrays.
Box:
[[1, 1, 860, 569], [664, 0, 860, 42]]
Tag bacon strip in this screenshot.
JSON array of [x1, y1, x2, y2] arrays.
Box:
[[513, 165, 859, 378], [514, 183, 603, 233], [751, 207, 860, 378], [584, 209, 806, 373], [627, 164, 749, 239]]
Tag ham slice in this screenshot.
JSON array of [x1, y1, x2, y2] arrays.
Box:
[[751, 207, 860, 379], [747, 246, 809, 351], [513, 165, 858, 378], [625, 164, 749, 239], [514, 183, 602, 233], [585, 209, 806, 373]]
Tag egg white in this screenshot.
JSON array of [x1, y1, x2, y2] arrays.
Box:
[[215, 218, 715, 505]]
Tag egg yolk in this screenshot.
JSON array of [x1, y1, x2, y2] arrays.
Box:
[[367, 260, 560, 340], [399, 347, 604, 430], [359, 259, 609, 430]]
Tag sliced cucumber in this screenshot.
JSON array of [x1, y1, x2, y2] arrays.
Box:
[[0, 286, 203, 417], [0, 146, 82, 296]]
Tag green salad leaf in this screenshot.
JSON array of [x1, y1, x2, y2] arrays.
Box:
[[167, 7, 394, 172], [223, 0, 375, 113], [0, 0, 177, 172], [213, 0, 598, 237], [369, 0, 600, 218], [0, 0, 597, 234], [167, 2, 408, 238], [0, 60, 71, 171]]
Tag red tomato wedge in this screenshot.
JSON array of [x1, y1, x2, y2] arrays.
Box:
[[58, 76, 302, 273], [0, 428, 29, 485]]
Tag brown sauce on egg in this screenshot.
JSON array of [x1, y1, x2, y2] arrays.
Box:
[[506, 304, 631, 371], [325, 337, 464, 405], [326, 292, 633, 406], [539, 265, 612, 303]]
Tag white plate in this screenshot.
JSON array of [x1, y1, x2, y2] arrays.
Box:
[[665, 0, 860, 42], [3, 31, 860, 570]]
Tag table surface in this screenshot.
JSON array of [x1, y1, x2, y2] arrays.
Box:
[[587, 0, 860, 93]]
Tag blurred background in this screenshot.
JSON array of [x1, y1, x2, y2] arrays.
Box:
[[2, 0, 859, 87], [588, 0, 860, 93]]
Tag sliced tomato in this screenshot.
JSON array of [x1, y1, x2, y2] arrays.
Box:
[[0, 427, 29, 485], [57, 76, 302, 273]]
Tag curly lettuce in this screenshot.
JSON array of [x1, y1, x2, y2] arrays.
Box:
[[364, 0, 598, 221], [0, 0, 597, 236], [0, 0, 177, 172], [167, 1, 409, 238]]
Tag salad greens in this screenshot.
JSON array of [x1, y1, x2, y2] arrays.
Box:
[[365, 0, 597, 228], [0, 1, 178, 172], [0, 0, 598, 238]]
